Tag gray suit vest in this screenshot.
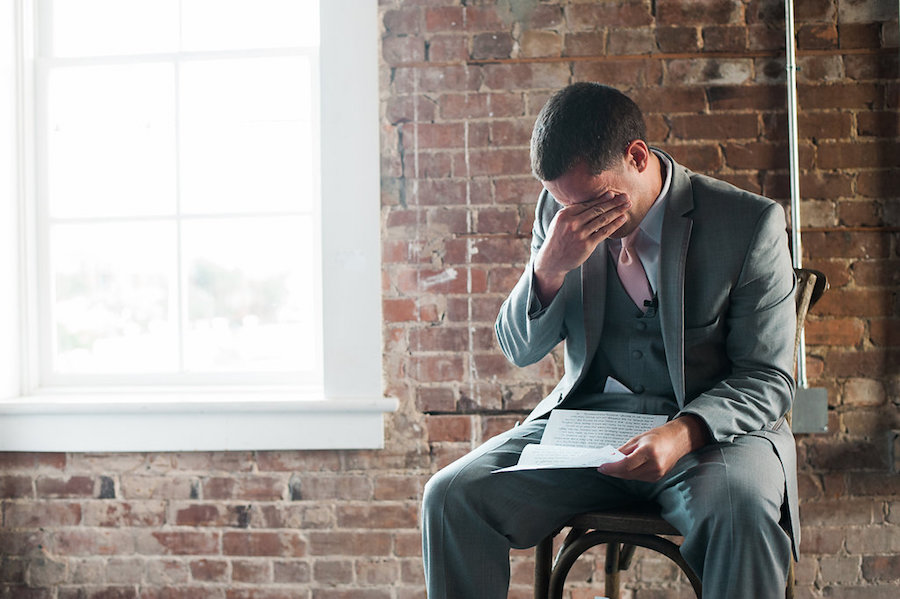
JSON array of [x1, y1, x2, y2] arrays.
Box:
[[567, 254, 679, 418]]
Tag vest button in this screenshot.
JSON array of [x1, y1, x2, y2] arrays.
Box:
[[634, 385, 645, 393], [635, 321, 647, 331], [632, 350, 643, 359]]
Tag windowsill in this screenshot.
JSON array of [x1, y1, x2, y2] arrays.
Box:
[[0, 390, 399, 452]]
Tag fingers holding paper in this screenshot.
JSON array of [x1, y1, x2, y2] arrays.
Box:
[[597, 415, 710, 482]]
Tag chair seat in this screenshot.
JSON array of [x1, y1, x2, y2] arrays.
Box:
[[568, 503, 680, 536]]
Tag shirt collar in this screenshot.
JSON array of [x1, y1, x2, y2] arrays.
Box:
[[610, 149, 672, 248], [638, 149, 672, 246]]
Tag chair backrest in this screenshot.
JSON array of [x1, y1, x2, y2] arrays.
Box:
[[789, 268, 828, 427], [793, 268, 828, 366]]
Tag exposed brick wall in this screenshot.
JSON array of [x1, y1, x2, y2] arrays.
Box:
[[2, 1, 898, 598]]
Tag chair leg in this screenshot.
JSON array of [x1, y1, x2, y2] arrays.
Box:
[[604, 543, 621, 599], [534, 535, 553, 599], [785, 559, 795, 599]]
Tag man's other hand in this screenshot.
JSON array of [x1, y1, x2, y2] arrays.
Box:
[[597, 415, 710, 482]]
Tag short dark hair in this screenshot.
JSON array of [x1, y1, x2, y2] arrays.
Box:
[[530, 82, 647, 181]]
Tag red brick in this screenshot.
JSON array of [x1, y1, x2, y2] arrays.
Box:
[[189, 559, 228, 582], [201, 476, 285, 501], [658, 0, 742, 25], [562, 31, 606, 57], [374, 475, 425, 501], [798, 23, 839, 50], [656, 26, 701, 53], [806, 439, 891, 472], [636, 87, 708, 114], [869, 319, 900, 347], [608, 27, 656, 55], [857, 169, 900, 198], [862, 555, 900, 582], [573, 58, 657, 88], [254, 451, 342, 472], [799, 526, 845, 554], [230, 559, 270, 583], [471, 32, 514, 60], [748, 23, 784, 51], [858, 110, 900, 137], [136, 531, 217, 556], [764, 172, 854, 201], [273, 559, 311, 583], [306, 531, 392, 557], [59, 588, 137, 599], [822, 347, 900, 378], [439, 92, 525, 120], [416, 65, 482, 93], [569, 1, 652, 29], [223, 531, 305, 558], [428, 34, 468, 62], [383, 298, 418, 322], [0, 475, 32, 499], [382, 36, 426, 65], [383, 8, 422, 36], [413, 354, 465, 383], [839, 200, 883, 227], [668, 144, 724, 172], [82, 500, 166, 527], [395, 266, 472, 295], [817, 141, 900, 169], [409, 326, 469, 352], [839, 23, 883, 49], [0, 453, 65, 471], [702, 25, 748, 52], [803, 231, 891, 261], [358, 558, 402, 585], [723, 141, 806, 171], [416, 386, 456, 412], [805, 318, 866, 346], [816, 289, 894, 317], [35, 476, 95, 498], [425, 415, 472, 443], [55, 529, 136, 556], [4, 502, 81, 527], [763, 111, 853, 140], [519, 30, 562, 59], [297, 474, 372, 501], [520, 4, 563, 29], [336, 503, 418, 529], [424, 7, 463, 32], [314, 559, 353, 584], [798, 83, 883, 110], [669, 113, 759, 140]]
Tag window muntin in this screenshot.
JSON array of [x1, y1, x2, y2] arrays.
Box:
[[36, 0, 322, 386]]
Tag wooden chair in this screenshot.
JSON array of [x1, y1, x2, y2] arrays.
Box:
[[533, 268, 827, 599]]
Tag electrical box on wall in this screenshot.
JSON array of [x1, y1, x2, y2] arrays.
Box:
[[792, 387, 828, 434]]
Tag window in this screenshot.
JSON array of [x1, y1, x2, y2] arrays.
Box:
[[0, 0, 395, 451]]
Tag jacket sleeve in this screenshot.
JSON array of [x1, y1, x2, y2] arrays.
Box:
[[678, 202, 797, 442], [494, 189, 571, 367]]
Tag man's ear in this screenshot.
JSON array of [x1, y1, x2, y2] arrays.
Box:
[[625, 140, 651, 173]]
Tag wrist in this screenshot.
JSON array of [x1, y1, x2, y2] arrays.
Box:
[[672, 414, 710, 453], [533, 265, 566, 305]]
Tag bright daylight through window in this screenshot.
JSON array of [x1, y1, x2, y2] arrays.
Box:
[[41, 0, 320, 386]]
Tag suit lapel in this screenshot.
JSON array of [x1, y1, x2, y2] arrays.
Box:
[[658, 154, 694, 408]]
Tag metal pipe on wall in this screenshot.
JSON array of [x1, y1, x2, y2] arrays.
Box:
[[783, 0, 808, 388]]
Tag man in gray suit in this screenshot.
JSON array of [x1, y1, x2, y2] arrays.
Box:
[[422, 83, 798, 598]]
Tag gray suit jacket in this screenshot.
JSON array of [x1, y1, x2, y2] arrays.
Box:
[[494, 149, 800, 556]]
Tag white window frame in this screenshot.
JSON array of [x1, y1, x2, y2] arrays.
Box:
[[0, 0, 396, 452]]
